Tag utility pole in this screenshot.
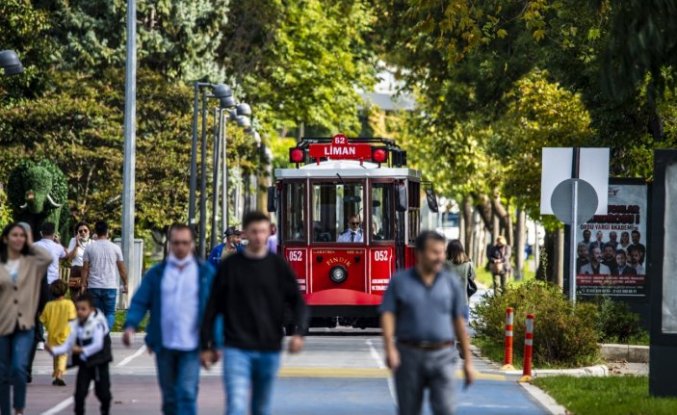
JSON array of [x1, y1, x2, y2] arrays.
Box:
[[121, 0, 137, 299]]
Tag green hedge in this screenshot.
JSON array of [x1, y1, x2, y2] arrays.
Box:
[[472, 280, 600, 367]]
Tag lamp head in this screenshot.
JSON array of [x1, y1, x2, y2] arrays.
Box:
[[236, 103, 252, 117], [0, 50, 21, 68], [236, 115, 251, 129], [220, 96, 237, 109], [211, 84, 232, 99]]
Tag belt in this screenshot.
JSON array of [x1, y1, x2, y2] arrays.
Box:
[[398, 340, 455, 351]]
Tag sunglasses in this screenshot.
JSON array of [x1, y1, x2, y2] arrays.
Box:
[[78, 229, 89, 234], [350, 222, 360, 226]]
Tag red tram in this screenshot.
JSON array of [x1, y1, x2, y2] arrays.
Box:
[[268, 134, 435, 328]]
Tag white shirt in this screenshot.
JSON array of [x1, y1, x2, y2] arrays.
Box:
[[161, 254, 199, 351], [68, 237, 92, 267], [34, 238, 67, 284], [51, 309, 109, 362], [3, 259, 19, 283], [83, 240, 123, 289], [337, 229, 364, 243]]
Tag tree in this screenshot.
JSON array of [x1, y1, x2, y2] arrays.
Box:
[[0, 0, 55, 98], [0, 68, 260, 235], [223, 0, 377, 136], [35, 0, 230, 81]]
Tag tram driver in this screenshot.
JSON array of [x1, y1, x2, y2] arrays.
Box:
[[337, 214, 364, 243]]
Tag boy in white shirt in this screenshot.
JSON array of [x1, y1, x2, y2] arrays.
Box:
[[46, 293, 112, 415]]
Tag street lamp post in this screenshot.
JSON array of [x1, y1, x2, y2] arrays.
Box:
[[189, 82, 230, 228], [0, 50, 24, 75], [196, 84, 233, 256], [121, 0, 137, 305], [198, 91, 209, 258], [209, 107, 222, 249]]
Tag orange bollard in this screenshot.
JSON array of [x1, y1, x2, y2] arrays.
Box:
[[519, 314, 535, 382], [501, 307, 515, 370]]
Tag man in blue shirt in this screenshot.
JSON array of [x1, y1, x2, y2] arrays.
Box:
[[208, 227, 242, 267], [380, 231, 474, 415], [123, 224, 220, 415], [337, 214, 364, 243]]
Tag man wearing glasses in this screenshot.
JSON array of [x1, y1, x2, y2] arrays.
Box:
[[337, 214, 364, 243], [122, 224, 221, 415]]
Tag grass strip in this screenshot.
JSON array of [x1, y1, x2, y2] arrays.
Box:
[[533, 375, 677, 415]]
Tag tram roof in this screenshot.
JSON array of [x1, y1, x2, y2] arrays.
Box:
[[274, 160, 420, 180]]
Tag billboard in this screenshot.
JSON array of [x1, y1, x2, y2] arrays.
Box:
[[575, 181, 648, 299]]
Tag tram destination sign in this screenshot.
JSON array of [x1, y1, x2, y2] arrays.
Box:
[[309, 134, 373, 161]]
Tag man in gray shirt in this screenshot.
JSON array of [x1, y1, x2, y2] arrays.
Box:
[[81, 221, 128, 330], [380, 231, 474, 415]]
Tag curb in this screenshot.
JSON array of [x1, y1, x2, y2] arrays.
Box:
[[482, 364, 609, 378], [520, 382, 568, 415], [600, 343, 649, 363], [470, 345, 608, 378]]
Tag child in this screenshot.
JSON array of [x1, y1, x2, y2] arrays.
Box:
[[47, 293, 112, 415], [40, 279, 76, 386]]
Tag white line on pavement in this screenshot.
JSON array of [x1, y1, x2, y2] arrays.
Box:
[[116, 345, 147, 367], [366, 339, 396, 405], [40, 396, 76, 415], [40, 345, 147, 415]]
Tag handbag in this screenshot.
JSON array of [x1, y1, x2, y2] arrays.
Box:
[[467, 264, 478, 298], [489, 261, 505, 275]]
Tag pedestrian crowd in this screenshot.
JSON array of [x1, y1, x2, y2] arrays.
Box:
[[1, 212, 477, 415]]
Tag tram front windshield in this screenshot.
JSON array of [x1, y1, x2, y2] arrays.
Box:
[[312, 183, 364, 243]]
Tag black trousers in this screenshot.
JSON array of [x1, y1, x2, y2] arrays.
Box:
[[74, 364, 111, 415]]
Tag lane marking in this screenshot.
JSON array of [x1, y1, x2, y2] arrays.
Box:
[[116, 345, 147, 367], [366, 339, 397, 405], [40, 396, 76, 415], [41, 345, 146, 415]]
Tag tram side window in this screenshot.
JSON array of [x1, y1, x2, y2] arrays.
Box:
[[371, 184, 393, 241], [285, 183, 306, 241], [312, 183, 364, 243]]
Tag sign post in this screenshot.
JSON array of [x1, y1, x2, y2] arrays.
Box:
[[541, 148, 609, 302]]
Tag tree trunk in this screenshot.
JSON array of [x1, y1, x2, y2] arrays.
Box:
[[475, 194, 494, 233], [537, 229, 553, 282], [462, 195, 474, 250], [515, 208, 526, 280], [492, 196, 513, 246]]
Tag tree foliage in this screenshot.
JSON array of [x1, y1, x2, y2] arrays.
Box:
[[225, 0, 377, 135], [37, 0, 230, 81], [373, 0, 677, 223]]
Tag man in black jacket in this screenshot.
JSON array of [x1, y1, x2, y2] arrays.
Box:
[[200, 211, 308, 415]]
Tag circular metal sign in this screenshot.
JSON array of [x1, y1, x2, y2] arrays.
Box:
[[550, 178, 599, 225]]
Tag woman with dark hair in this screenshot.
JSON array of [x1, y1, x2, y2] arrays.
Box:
[[66, 222, 92, 290], [0, 223, 52, 415], [445, 239, 476, 321]]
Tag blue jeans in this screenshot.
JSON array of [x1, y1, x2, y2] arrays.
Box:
[[155, 348, 201, 415], [88, 288, 117, 330], [0, 328, 35, 415], [223, 347, 281, 415]]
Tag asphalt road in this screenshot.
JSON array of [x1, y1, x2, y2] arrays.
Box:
[[25, 327, 546, 415]]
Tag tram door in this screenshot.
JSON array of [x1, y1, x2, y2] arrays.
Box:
[[309, 180, 368, 299]]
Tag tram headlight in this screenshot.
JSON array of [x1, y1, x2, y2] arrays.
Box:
[[329, 266, 348, 284], [372, 148, 388, 164], [289, 148, 305, 164]]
